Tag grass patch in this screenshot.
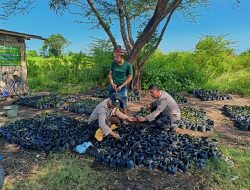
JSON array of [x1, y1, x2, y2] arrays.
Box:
[[4, 152, 104, 190], [205, 144, 250, 190]]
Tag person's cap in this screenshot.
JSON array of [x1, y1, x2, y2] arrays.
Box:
[[115, 48, 126, 56], [110, 93, 122, 108]]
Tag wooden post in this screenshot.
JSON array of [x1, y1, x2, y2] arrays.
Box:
[[20, 40, 28, 82]]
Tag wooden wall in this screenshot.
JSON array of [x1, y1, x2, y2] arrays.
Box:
[[0, 34, 27, 85]]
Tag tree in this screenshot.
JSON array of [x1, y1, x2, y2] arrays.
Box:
[[40, 34, 70, 57], [195, 35, 235, 56], [240, 48, 250, 56], [89, 38, 114, 86], [195, 35, 235, 78], [27, 50, 38, 57], [0, 0, 240, 88]]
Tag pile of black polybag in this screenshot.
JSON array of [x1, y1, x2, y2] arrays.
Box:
[[177, 107, 215, 132], [223, 105, 250, 131], [15, 94, 78, 109], [190, 89, 233, 101], [64, 98, 101, 115], [88, 123, 220, 174], [0, 115, 220, 174], [0, 114, 97, 153], [169, 92, 188, 104]]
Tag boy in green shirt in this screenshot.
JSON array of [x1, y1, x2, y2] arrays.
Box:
[[108, 48, 133, 114]]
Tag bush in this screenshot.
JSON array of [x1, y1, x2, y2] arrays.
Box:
[[27, 53, 96, 94], [142, 51, 206, 92], [142, 35, 250, 97]]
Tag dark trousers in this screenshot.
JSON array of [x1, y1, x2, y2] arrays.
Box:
[[150, 102, 178, 129]]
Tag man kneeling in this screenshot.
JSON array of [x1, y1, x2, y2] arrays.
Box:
[[137, 84, 181, 132], [88, 93, 137, 140]]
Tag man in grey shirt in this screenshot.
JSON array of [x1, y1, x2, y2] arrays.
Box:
[[137, 84, 181, 131], [88, 93, 137, 140]]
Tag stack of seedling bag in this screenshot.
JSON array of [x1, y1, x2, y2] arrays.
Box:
[[88, 123, 220, 173], [64, 98, 101, 115], [223, 105, 250, 131], [0, 114, 97, 153], [177, 107, 214, 132], [0, 114, 220, 174], [170, 92, 188, 104], [190, 89, 233, 101], [15, 94, 78, 109]]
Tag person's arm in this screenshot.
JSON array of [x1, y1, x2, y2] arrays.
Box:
[[98, 111, 112, 136], [115, 109, 137, 122], [98, 108, 120, 139], [108, 71, 117, 89], [118, 75, 132, 89], [108, 62, 117, 89], [98, 112, 120, 139], [146, 99, 168, 122]]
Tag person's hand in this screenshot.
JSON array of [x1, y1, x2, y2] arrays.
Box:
[[144, 104, 151, 110], [127, 117, 138, 122], [111, 131, 120, 140], [116, 86, 123, 92], [136, 116, 147, 122], [111, 82, 117, 90]]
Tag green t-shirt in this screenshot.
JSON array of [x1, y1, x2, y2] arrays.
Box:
[[110, 61, 133, 86]]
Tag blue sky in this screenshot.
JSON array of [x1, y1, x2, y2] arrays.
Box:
[[0, 0, 249, 54]]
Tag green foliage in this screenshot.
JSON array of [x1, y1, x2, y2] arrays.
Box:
[[40, 34, 70, 57], [27, 35, 249, 97], [28, 53, 96, 94], [143, 51, 205, 92], [27, 50, 38, 57], [195, 35, 236, 78], [142, 35, 250, 97], [28, 39, 114, 94], [88, 38, 114, 86]]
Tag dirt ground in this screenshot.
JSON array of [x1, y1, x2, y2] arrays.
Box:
[[0, 92, 250, 190]]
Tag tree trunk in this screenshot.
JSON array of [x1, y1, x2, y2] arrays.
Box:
[[130, 60, 145, 90]]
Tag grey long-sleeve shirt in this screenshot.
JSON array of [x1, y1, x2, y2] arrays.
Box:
[[88, 98, 128, 136], [146, 91, 181, 122]]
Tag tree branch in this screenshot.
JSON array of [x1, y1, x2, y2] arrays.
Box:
[[129, 0, 182, 64], [116, 0, 131, 53], [140, 7, 177, 66], [87, 0, 118, 49], [0, 0, 35, 19], [124, 4, 134, 46], [129, 0, 169, 63]]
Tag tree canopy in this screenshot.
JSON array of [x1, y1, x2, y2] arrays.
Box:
[[40, 34, 70, 57]]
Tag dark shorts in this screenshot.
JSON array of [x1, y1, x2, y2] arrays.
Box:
[[109, 84, 128, 109]]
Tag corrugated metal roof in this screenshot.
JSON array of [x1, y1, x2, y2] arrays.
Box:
[[0, 29, 47, 40]]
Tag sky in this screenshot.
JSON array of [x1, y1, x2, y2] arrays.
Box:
[[0, 0, 249, 54]]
